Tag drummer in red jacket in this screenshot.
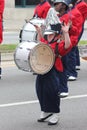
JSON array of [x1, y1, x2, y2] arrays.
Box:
[[34, 21, 73, 125], [0, 0, 5, 79], [33, 0, 51, 18]]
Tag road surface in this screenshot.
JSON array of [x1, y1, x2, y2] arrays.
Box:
[[0, 59, 87, 130]]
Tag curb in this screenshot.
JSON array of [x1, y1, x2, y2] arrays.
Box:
[[1, 52, 14, 62]]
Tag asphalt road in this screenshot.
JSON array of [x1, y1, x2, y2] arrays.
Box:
[[0, 59, 87, 130]]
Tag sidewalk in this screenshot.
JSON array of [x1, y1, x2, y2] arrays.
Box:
[[1, 52, 14, 62]]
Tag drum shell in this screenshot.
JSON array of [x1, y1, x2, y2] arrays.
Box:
[[19, 18, 45, 42], [14, 41, 38, 72]]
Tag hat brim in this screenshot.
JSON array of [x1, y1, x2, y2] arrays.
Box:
[[44, 30, 55, 35]]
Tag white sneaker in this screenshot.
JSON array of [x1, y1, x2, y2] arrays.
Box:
[[38, 111, 53, 122], [59, 92, 69, 98], [48, 113, 60, 125], [68, 76, 77, 81], [76, 66, 80, 70]]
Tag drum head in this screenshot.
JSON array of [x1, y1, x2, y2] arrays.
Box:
[[29, 43, 55, 75]]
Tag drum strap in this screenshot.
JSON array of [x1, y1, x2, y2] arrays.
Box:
[[55, 43, 62, 58]]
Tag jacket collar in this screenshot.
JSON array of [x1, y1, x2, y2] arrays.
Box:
[[40, 0, 46, 5]]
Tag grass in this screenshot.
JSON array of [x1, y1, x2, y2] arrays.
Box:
[[0, 44, 18, 53], [78, 40, 87, 45], [0, 40, 87, 53]]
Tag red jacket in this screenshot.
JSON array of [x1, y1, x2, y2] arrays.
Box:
[[40, 38, 72, 72], [0, 0, 5, 43], [60, 2, 87, 47], [76, 1, 87, 22], [33, 0, 51, 18]]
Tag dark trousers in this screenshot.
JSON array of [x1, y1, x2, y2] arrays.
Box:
[[65, 47, 78, 77], [75, 46, 80, 66], [58, 56, 68, 93], [36, 67, 60, 113]]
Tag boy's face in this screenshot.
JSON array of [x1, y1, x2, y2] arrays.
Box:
[[47, 33, 55, 42], [47, 33, 60, 42], [59, 4, 67, 16], [54, 2, 62, 12]]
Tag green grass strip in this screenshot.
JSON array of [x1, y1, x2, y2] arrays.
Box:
[[0, 44, 18, 52], [0, 40, 87, 53], [78, 40, 87, 45]]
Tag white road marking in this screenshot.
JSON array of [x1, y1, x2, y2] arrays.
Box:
[[0, 94, 87, 108], [63, 94, 87, 100], [0, 100, 39, 108]]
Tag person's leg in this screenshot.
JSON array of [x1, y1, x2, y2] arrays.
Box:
[[75, 46, 80, 70], [66, 47, 78, 81], [57, 56, 69, 98], [36, 68, 60, 125], [36, 68, 60, 113], [58, 70, 69, 97]]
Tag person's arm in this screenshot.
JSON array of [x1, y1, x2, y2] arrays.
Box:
[[34, 25, 43, 41], [62, 20, 72, 49]]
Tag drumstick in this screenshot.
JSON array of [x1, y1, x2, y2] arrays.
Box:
[[28, 21, 44, 39], [28, 21, 39, 28]]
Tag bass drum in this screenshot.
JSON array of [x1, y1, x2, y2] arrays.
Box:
[[19, 18, 45, 42], [29, 43, 55, 75], [14, 41, 38, 72]]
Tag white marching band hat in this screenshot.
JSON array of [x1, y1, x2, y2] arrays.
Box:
[[44, 7, 61, 35]]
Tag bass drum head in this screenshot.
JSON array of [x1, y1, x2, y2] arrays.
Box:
[[29, 43, 55, 75], [14, 41, 37, 72]]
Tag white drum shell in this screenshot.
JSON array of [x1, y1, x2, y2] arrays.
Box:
[[21, 23, 37, 42], [14, 41, 38, 72], [20, 18, 45, 42]]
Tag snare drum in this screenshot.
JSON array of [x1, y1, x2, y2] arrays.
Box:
[[19, 18, 45, 42], [29, 43, 55, 75], [14, 41, 38, 72]]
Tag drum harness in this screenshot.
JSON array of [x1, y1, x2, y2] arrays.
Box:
[[48, 35, 62, 59]]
